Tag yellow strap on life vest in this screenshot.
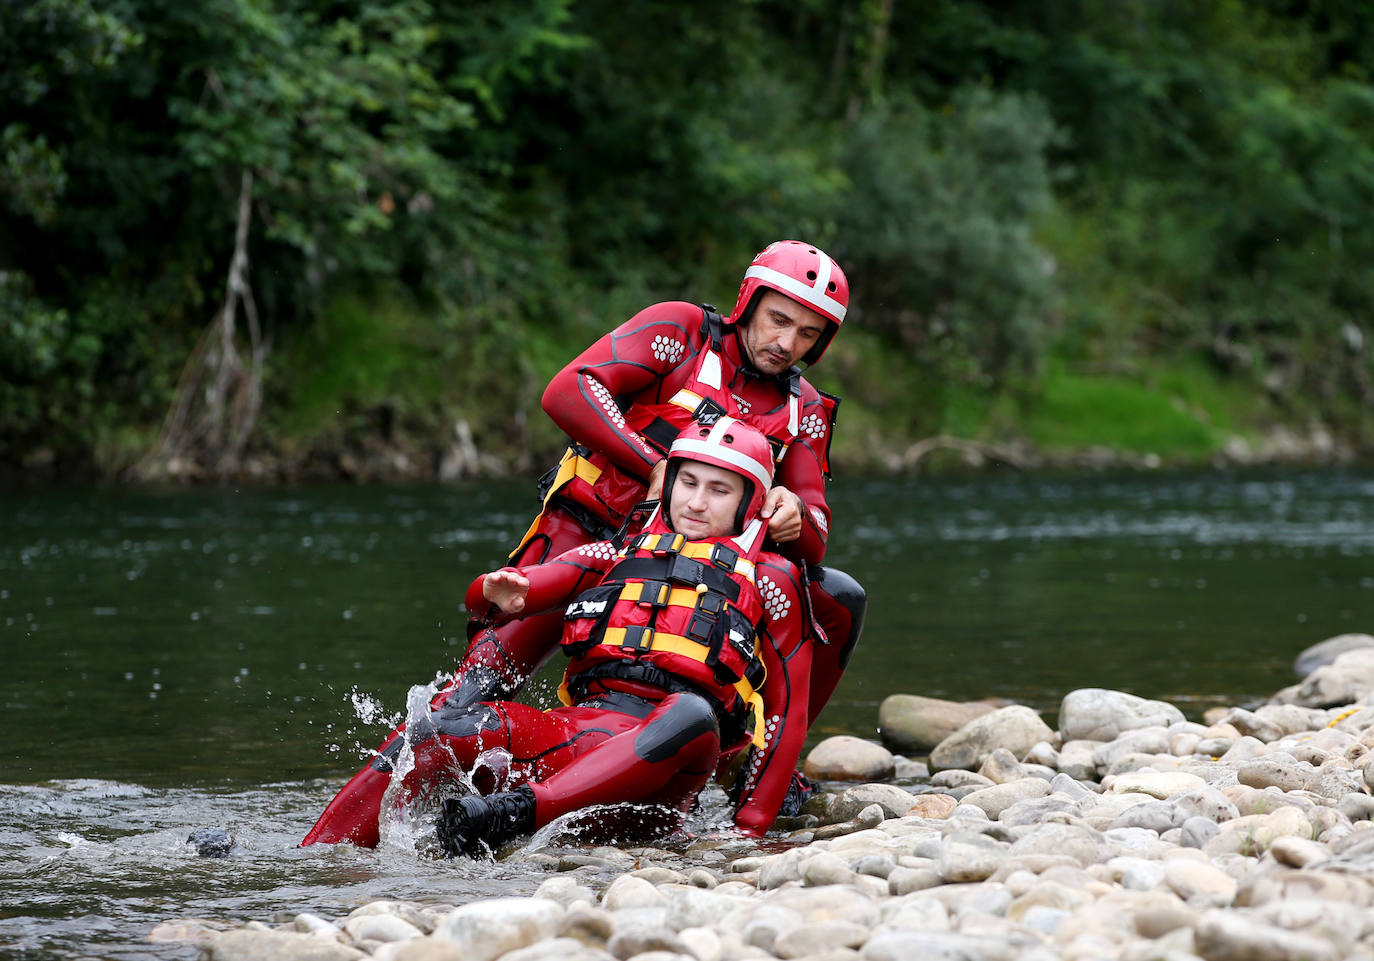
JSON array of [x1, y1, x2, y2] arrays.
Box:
[[510, 448, 606, 559], [618, 581, 703, 610], [630, 533, 756, 583], [544, 446, 603, 507], [600, 626, 766, 748]]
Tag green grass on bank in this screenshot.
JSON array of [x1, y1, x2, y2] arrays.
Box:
[[261, 291, 1295, 476], [1019, 359, 1255, 460]]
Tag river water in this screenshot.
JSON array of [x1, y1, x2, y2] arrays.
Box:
[[3, 468, 1374, 958]]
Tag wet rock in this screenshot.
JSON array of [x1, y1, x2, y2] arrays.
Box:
[[1059, 689, 1186, 742], [878, 694, 996, 754], [804, 736, 895, 782], [929, 706, 1055, 772], [187, 827, 235, 858]]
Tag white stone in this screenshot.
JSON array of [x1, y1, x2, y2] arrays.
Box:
[[435, 898, 564, 961], [1108, 771, 1207, 799], [929, 706, 1056, 772], [1059, 689, 1185, 742], [774, 920, 870, 958], [1163, 859, 1236, 908], [1194, 909, 1340, 961], [601, 874, 667, 911], [959, 778, 1051, 820], [343, 914, 423, 944]]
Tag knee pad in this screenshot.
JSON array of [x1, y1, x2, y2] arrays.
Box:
[[634, 694, 720, 763]]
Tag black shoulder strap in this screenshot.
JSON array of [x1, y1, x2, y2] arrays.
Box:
[[700, 304, 724, 354]]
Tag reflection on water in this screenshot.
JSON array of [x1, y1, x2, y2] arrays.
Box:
[[2, 468, 1373, 957]]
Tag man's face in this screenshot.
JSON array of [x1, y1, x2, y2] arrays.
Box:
[[669, 462, 746, 539], [738, 290, 830, 375]]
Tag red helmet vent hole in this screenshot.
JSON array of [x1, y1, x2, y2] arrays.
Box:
[[806, 270, 817, 281], [827, 281, 837, 292]]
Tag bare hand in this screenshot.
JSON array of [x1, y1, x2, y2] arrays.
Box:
[[760, 485, 803, 542], [647, 458, 668, 500], [481, 569, 530, 615]]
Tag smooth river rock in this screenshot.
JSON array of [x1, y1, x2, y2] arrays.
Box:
[[877, 694, 997, 753], [929, 706, 1055, 772], [804, 736, 896, 782], [1059, 688, 1186, 742]]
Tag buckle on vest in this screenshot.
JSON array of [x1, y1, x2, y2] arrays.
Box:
[[619, 625, 653, 653], [692, 397, 728, 426], [710, 543, 739, 572], [686, 592, 725, 645], [637, 581, 671, 609], [635, 532, 683, 556]]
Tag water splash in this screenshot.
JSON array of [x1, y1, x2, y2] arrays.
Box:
[[375, 681, 476, 855]]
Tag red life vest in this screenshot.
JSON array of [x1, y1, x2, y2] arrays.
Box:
[[558, 510, 769, 746], [545, 309, 804, 529]]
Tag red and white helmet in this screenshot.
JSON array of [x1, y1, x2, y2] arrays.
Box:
[[664, 417, 775, 534], [726, 240, 850, 366]]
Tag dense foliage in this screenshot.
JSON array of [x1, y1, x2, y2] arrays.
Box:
[[3, 0, 1373, 479]]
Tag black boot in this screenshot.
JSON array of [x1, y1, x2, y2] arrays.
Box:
[[778, 771, 818, 818], [436, 785, 537, 858]]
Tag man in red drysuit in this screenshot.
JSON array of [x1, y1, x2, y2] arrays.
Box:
[[303, 419, 813, 855], [459, 240, 866, 737]]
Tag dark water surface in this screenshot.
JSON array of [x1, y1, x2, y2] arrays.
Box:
[[3, 468, 1374, 958]]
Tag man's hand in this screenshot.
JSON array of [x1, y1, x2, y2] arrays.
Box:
[[760, 485, 804, 542], [647, 458, 668, 500], [481, 569, 530, 615]]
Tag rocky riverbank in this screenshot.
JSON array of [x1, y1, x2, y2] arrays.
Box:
[[162, 633, 1374, 961]]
